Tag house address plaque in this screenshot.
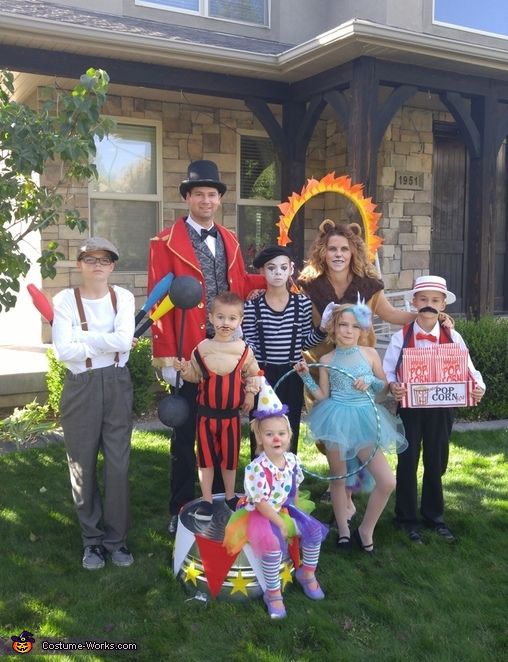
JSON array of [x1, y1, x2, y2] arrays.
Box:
[[395, 171, 424, 190]]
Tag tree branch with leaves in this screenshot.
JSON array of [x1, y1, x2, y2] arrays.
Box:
[[0, 67, 115, 311]]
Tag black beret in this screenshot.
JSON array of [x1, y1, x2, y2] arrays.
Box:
[[252, 245, 293, 269]]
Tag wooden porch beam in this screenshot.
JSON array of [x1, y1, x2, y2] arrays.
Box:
[[0, 44, 290, 103], [323, 89, 350, 130], [347, 58, 379, 196], [374, 85, 419, 146], [439, 92, 481, 158], [465, 95, 498, 317], [377, 60, 508, 99]]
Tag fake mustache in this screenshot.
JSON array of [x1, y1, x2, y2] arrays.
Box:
[[419, 306, 439, 314]]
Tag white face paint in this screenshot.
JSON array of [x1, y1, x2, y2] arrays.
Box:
[[261, 255, 292, 288]]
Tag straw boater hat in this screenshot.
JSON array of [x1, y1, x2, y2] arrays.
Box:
[[404, 275, 456, 305], [179, 160, 227, 198]]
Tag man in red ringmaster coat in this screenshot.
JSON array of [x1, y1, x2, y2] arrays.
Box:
[[148, 160, 264, 534]]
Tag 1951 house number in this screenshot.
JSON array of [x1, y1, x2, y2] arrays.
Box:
[[396, 171, 424, 189]]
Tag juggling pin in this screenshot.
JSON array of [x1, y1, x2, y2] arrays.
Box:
[[134, 295, 175, 338], [27, 284, 54, 324], [134, 272, 174, 325]]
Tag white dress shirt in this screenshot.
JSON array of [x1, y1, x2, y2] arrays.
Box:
[[186, 215, 216, 256], [383, 320, 485, 390], [52, 286, 135, 373]]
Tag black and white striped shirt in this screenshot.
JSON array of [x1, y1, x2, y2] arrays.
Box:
[[242, 294, 326, 364]]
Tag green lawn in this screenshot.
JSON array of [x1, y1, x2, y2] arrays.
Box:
[[0, 427, 507, 661]]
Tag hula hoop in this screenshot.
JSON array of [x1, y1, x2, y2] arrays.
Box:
[[273, 363, 381, 481]]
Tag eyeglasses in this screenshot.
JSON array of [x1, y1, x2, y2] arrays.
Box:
[[81, 256, 113, 266]]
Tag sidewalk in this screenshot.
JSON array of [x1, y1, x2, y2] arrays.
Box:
[[0, 344, 50, 409]]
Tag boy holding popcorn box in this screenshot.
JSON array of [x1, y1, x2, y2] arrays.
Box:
[[383, 276, 485, 544]]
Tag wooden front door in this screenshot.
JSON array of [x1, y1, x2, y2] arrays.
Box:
[[431, 124, 468, 314]]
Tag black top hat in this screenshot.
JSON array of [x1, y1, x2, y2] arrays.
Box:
[[179, 160, 227, 198]]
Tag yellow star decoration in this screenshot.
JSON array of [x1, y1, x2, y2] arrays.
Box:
[[229, 569, 251, 596], [276, 172, 383, 260], [279, 563, 294, 591], [183, 561, 203, 586]]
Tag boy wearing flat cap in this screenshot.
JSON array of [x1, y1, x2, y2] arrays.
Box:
[[52, 237, 135, 570], [383, 275, 485, 544], [242, 245, 327, 458], [147, 160, 265, 534]]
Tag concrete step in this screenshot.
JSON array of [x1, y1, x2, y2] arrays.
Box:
[[0, 345, 50, 409]]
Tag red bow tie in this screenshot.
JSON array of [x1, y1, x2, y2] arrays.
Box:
[[416, 332, 437, 343]]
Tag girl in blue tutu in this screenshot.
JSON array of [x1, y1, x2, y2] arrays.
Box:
[[295, 302, 407, 554]]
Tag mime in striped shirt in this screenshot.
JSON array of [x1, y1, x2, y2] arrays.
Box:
[[243, 246, 327, 457]]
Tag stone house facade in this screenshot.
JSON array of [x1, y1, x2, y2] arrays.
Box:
[[1, 0, 508, 346]]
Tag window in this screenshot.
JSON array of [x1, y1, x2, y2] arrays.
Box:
[[135, 0, 269, 26], [90, 121, 161, 272], [209, 0, 267, 25], [237, 134, 280, 271]]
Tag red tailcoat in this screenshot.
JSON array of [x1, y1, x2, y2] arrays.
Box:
[[148, 217, 264, 365]]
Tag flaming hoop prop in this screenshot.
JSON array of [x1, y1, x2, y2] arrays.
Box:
[[276, 172, 383, 260]]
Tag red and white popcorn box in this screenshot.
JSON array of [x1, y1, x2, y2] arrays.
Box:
[[401, 380, 476, 408], [436, 346, 469, 382], [401, 348, 434, 383], [400, 346, 476, 408]]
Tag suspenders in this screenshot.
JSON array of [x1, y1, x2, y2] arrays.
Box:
[[74, 287, 119, 369], [253, 293, 300, 364]]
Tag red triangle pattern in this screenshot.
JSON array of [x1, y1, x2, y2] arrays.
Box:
[[195, 534, 239, 597], [288, 536, 301, 569]]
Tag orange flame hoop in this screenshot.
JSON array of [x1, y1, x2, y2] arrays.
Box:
[[276, 172, 383, 261]]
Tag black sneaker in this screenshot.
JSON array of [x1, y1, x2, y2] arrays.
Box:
[[82, 545, 105, 570], [432, 523, 457, 543], [394, 520, 423, 544], [193, 501, 213, 521], [167, 515, 178, 536], [225, 495, 240, 512], [406, 529, 424, 544]]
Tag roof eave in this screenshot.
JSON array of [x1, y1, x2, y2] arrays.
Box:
[[1, 15, 508, 81]]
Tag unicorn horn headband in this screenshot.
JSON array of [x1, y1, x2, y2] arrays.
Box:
[[342, 294, 372, 329]]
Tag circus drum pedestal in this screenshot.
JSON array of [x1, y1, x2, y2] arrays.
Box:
[[173, 495, 295, 602]]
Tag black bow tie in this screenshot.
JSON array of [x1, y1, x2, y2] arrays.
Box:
[[200, 226, 218, 240]]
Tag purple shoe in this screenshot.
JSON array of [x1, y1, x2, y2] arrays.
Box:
[[263, 591, 287, 619], [295, 568, 325, 600]]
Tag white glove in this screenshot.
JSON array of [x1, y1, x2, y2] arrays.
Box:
[[320, 302, 339, 331], [161, 366, 178, 387]]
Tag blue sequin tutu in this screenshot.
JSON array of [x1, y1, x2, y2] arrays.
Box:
[[305, 347, 408, 459]]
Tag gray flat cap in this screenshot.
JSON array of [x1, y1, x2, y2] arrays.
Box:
[[78, 236, 119, 261]]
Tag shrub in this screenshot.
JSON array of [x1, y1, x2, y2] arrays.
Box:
[[46, 339, 158, 418], [128, 337, 158, 416], [0, 400, 56, 450], [455, 316, 508, 420], [46, 348, 67, 418]]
